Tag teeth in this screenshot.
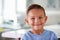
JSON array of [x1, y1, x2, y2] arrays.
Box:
[[35, 24, 41, 26]]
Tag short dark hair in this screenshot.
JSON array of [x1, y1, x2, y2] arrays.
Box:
[[27, 4, 46, 16]]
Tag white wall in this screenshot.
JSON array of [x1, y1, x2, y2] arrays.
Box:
[[46, 10, 60, 25]]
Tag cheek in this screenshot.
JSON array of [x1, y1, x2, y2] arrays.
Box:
[[42, 19, 46, 24], [28, 20, 34, 26]]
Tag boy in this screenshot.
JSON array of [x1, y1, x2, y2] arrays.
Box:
[[21, 4, 58, 40]]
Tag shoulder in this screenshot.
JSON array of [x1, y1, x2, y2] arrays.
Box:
[[44, 29, 57, 37], [44, 29, 56, 34], [44, 29, 58, 40], [21, 31, 31, 40]]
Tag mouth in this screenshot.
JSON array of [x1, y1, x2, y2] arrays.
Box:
[[35, 24, 42, 26], [34, 25, 42, 30]]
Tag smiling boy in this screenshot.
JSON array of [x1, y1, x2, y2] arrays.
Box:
[[21, 4, 58, 40]]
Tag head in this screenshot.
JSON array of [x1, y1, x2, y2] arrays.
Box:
[[25, 4, 47, 31]]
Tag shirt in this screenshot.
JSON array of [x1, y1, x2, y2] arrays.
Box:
[[21, 29, 58, 40]]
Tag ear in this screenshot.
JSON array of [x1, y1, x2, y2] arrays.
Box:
[[45, 16, 48, 22], [25, 18, 28, 24]]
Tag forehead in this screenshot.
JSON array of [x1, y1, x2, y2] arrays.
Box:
[[27, 9, 44, 17]]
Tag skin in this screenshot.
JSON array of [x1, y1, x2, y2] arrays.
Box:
[[25, 9, 47, 35]]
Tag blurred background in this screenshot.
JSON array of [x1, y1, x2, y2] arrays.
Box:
[[0, 0, 60, 40]]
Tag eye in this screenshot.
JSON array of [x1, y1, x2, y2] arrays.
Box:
[[31, 18, 35, 20], [39, 17, 43, 19]]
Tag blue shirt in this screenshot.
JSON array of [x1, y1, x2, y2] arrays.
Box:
[[21, 29, 58, 40]]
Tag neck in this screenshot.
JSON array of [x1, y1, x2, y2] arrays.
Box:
[[31, 29, 44, 35]]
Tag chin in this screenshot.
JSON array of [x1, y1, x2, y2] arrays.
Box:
[[34, 26, 42, 28], [34, 27, 43, 30]]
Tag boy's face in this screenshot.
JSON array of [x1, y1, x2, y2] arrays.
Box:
[[25, 9, 47, 31]]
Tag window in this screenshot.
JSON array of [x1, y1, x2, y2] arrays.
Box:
[[0, 0, 26, 29], [16, 0, 26, 12], [0, 0, 3, 25]]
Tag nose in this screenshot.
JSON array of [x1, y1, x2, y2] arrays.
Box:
[[34, 18, 41, 24]]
